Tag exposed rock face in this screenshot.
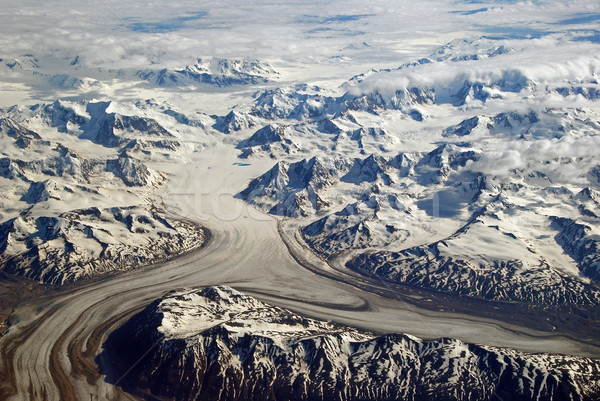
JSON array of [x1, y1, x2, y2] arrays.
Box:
[[237, 124, 290, 148], [345, 194, 600, 307], [102, 286, 600, 401], [250, 85, 339, 120], [0, 118, 42, 144], [89, 113, 174, 147], [443, 111, 541, 138], [40, 100, 174, 147], [122, 138, 182, 154], [238, 153, 423, 217], [0, 149, 98, 183], [0, 150, 162, 188], [20, 179, 70, 203], [552, 216, 600, 283], [0, 99, 196, 286]]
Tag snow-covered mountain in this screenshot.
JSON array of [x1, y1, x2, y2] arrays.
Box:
[[212, 110, 258, 134], [347, 216, 600, 307], [222, 37, 599, 126], [0, 206, 206, 284], [345, 37, 515, 88], [301, 187, 410, 258], [237, 124, 290, 148], [241, 140, 600, 305], [236, 124, 300, 159], [237, 146, 476, 217], [103, 286, 600, 401], [137, 58, 279, 87], [0, 98, 209, 284], [442, 111, 542, 138], [0, 55, 105, 92], [3, 5, 600, 401], [340, 37, 600, 113], [0, 145, 164, 188], [553, 215, 600, 283], [0, 55, 42, 76], [250, 85, 340, 120], [238, 156, 340, 217], [0, 117, 41, 149], [38, 100, 175, 147], [47, 74, 104, 90]]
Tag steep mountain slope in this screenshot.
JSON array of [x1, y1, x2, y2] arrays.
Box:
[[553, 215, 600, 282], [103, 286, 600, 401], [38, 100, 176, 147], [236, 124, 300, 158], [0, 148, 164, 189]]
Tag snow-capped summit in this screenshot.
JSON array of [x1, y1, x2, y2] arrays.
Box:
[[239, 156, 337, 216], [415, 143, 481, 184], [48, 74, 104, 90], [342, 154, 393, 185], [212, 110, 257, 134], [105, 154, 164, 187], [236, 123, 299, 158], [35, 100, 175, 147], [552, 216, 600, 282], [251, 85, 338, 120], [155, 286, 359, 341], [237, 124, 290, 148], [20, 179, 67, 204], [430, 37, 514, 63], [2, 55, 40, 73], [444, 111, 542, 138], [0, 117, 41, 148]]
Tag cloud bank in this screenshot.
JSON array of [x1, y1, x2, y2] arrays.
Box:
[[466, 135, 600, 183]]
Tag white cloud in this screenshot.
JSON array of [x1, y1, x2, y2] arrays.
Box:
[[350, 38, 600, 100], [466, 135, 600, 183], [466, 149, 525, 176]]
